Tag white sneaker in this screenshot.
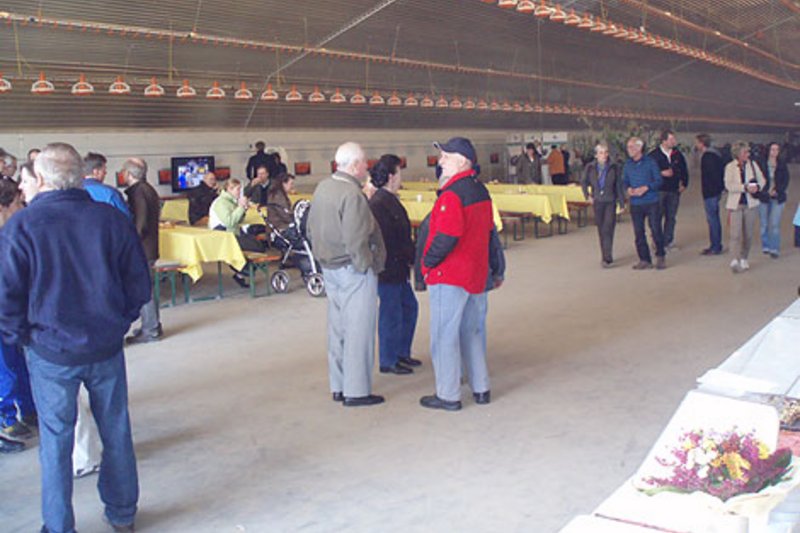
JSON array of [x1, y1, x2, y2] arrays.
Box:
[[740, 259, 750, 270], [730, 259, 740, 273]]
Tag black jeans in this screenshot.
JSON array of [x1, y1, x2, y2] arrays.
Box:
[[659, 191, 681, 246], [593, 201, 617, 263], [630, 201, 664, 263]]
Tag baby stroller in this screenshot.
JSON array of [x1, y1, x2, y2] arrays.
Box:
[[263, 200, 325, 297]]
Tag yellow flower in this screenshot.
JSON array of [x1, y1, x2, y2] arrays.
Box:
[[702, 439, 716, 451], [683, 439, 695, 451], [722, 452, 751, 480], [757, 442, 770, 460]]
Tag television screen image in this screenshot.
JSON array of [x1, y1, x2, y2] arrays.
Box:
[[426, 155, 438, 167], [171, 156, 215, 192], [294, 162, 311, 176]]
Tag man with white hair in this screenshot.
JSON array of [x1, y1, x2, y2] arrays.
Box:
[[122, 157, 164, 344], [0, 142, 150, 533], [623, 137, 666, 270], [1, 150, 18, 181], [307, 142, 386, 407], [419, 137, 496, 411]]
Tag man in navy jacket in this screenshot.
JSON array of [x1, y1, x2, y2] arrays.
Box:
[[0, 143, 151, 533], [624, 137, 666, 270]]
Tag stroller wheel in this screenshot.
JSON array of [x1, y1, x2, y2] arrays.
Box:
[[270, 270, 291, 293], [306, 273, 325, 297]]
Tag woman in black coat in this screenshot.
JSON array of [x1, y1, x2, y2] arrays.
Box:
[[368, 155, 420, 375], [581, 142, 625, 267]]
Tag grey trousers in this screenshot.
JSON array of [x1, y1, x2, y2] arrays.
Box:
[[323, 265, 378, 398], [429, 284, 489, 402], [593, 201, 617, 263], [140, 261, 161, 337], [729, 206, 758, 260]]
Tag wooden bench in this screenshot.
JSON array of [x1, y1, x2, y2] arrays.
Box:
[[499, 216, 521, 248], [567, 201, 592, 228], [243, 251, 283, 298], [152, 260, 185, 308]]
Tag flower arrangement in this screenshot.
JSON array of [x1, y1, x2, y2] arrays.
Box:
[[641, 429, 793, 502]]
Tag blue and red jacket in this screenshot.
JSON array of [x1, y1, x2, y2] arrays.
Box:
[[422, 169, 494, 294]]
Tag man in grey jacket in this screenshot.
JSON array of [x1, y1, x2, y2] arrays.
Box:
[[308, 142, 386, 407]]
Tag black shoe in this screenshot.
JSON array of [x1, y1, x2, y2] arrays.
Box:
[[232, 273, 249, 288], [332, 392, 344, 402], [380, 364, 413, 375], [419, 395, 461, 411], [602, 260, 613, 268], [398, 356, 422, 367], [21, 413, 38, 430], [343, 394, 385, 407], [700, 247, 714, 256], [125, 332, 162, 345], [0, 435, 25, 454], [473, 391, 491, 405]]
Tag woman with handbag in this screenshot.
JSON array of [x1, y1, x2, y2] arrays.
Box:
[[757, 142, 790, 258], [724, 141, 766, 273]]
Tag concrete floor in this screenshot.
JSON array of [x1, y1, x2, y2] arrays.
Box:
[[3, 187, 798, 533]]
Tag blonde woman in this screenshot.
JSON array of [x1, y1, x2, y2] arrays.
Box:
[[724, 141, 766, 273], [581, 143, 625, 267]]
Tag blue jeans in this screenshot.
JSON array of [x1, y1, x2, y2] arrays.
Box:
[[703, 195, 723, 252], [0, 341, 36, 426], [759, 200, 785, 255], [429, 284, 489, 402], [377, 281, 418, 368], [659, 191, 681, 246], [630, 201, 665, 263], [26, 349, 138, 533]]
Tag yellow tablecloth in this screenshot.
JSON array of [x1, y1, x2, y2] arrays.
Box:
[[400, 198, 503, 232], [491, 194, 555, 224], [159, 226, 246, 282], [160, 198, 263, 226], [400, 181, 439, 192]]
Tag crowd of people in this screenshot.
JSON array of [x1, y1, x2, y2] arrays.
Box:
[[576, 131, 793, 272], [0, 128, 794, 532]]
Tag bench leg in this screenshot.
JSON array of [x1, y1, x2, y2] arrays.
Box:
[[168, 271, 177, 306], [182, 274, 191, 304], [217, 262, 224, 299], [153, 271, 161, 309], [248, 263, 256, 298]]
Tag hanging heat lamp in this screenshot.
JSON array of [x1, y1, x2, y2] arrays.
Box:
[[285, 84, 303, 102], [260, 83, 278, 101], [490, 101, 501, 111], [206, 81, 226, 100], [450, 97, 463, 109], [625, 29, 641, 42], [613, 26, 629, 39], [477, 99, 489, 111], [234, 82, 253, 100], [108, 76, 131, 95], [590, 19, 607, 32], [177, 79, 197, 98], [549, 5, 566, 22], [435, 95, 449, 108], [308, 86, 326, 103], [501, 101, 512, 112], [523, 102, 534, 112], [0, 72, 11, 93], [464, 98, 476, 110], [369, 91, 385, 105], [31, 72, 55, 95], [602, 24, 619, 36], [498, 0, 519, 8], [420, 95, 434, 108], [577, 14, 594, 29], [404, 94, 419, 107], [387, 91, 402, 106], [330, 88, 346, 103], [513, 102, 523, 112], [533, 104, 543, 112], [516, 0, 536, 13], [144, 77, 165, 97], [534, 0, 554, 18], [350, 89, 366, 104], [564, 9, 581, 25]]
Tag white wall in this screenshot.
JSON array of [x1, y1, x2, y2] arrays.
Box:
[[0, 128, 779, 196], [0, 129, 510, 196]]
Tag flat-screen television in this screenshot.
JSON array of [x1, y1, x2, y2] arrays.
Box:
[[171, 156, 215, 192]]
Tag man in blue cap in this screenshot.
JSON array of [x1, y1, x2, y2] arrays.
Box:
[[420, 137, 497, 411]]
